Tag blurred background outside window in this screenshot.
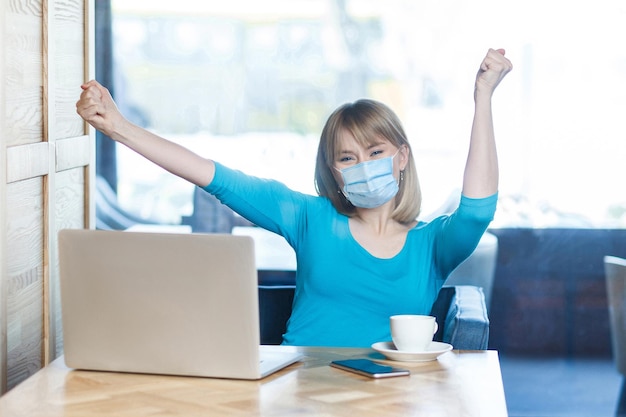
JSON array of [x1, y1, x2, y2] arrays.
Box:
[[105, 0, 626, 228]]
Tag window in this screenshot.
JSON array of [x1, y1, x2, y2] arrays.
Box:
[[101, 0, 626, 228]]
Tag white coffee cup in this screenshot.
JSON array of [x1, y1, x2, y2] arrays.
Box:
[[390, 315, 438, 352]]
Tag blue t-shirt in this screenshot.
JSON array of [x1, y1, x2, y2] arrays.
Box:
[[205, 162, 497, 347]]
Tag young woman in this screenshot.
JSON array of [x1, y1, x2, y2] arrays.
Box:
[[77, 48, 512, 347]]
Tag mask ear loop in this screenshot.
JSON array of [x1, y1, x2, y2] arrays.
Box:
[[392, 147, 404, 185]]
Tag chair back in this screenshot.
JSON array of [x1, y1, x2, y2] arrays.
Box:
[[258, 283, 490, 349], [182, 187, 253, 233], [604, 255, 626, 376], [430, 285, 490, 350], [445, 232, 498, 311]]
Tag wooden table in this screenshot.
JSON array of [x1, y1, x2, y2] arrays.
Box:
[[0, 346, 508, 416]]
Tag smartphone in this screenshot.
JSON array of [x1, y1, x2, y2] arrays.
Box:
[[330, 359, 410, 379]]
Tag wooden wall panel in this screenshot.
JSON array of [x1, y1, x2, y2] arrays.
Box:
[[5, 143, 49, 183], [5, 10, 43, 147], [52, 0, 85, 140], [3, 0, 46, 392], [50, 168, 86, 357], [54, 170, 86, 232], [47, 0, 91, 362], [40, 0, 92, 366], [1, 0, 93, 393], [5, 178, 44, 391], [56, 135, 90, 172]]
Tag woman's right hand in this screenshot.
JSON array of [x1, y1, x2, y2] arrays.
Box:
[[76, 80, 125, 138]]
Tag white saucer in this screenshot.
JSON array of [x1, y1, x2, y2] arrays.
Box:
[[371, 341, 453, 362]]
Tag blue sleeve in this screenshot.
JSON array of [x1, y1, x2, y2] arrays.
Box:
[[202, 162, 311, 247], [433, 193, 498, 277]]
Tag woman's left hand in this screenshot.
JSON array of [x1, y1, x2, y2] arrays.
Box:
[[475, 48, 513, 99]]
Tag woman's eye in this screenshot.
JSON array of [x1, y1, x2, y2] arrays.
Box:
[[371, 150, 383, 157]]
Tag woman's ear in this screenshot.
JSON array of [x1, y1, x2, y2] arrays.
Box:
[[398, 144, 410, 170]]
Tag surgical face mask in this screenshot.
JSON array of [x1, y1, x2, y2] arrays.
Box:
[[335, 150, 400, 209]]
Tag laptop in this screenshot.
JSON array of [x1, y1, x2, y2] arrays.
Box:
[[58, 229, 302, 380]]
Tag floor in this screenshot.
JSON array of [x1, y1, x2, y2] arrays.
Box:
[[499, 355, 624, 417]]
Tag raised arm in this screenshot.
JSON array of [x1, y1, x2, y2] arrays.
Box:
[[76, 80, 215, 187], [462, 48, 513, 198]]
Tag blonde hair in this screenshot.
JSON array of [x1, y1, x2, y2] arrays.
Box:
[[314, 99, 421, 224]]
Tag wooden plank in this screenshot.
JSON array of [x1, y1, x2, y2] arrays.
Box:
[[6, 0, 46, 391], [46, 0, 91, 364], [42, 0, 53, 368], [84, 0, 96, 229], [4, 11, 44, 147], [55, 169, 87, 231], [52, 0, 85, 140], [84, 0, 95, 84], [6, 143, 49, 183], [55, 135, 90, 172], [0, 0, 7, 395], [50, 168, 86, 359], [5, 267, 43, 391], [5, 178, 45, 391], [5, 179, 44, 300]]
